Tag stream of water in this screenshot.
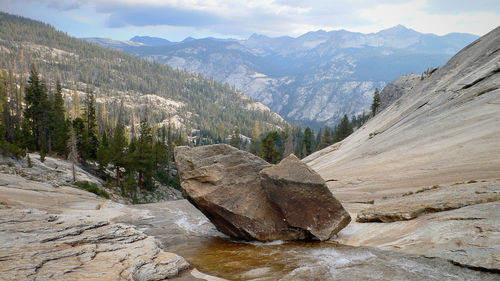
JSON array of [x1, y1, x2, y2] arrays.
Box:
[[128, 200, 497, 281]]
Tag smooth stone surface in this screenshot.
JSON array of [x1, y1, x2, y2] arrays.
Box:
[[304, 27, 500, 272], [260, 154, 351, 240], [175, 144, 308, 241]]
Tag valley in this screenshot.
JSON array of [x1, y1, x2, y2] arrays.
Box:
[[0, 6, 499, 281], [84, 25, 477, 127]]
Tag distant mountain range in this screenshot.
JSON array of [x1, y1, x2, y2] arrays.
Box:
[[0, 12, 286, 141], [83, 25, 478, 128]]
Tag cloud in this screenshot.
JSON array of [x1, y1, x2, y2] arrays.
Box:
[[423, 0, 500, 14], [358, 0, 500, 36], [46, 0, 83, 11], [104, 5, 223, 28], [2, 0, 499, 38]]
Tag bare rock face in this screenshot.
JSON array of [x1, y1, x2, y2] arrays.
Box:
[[175, 144, 350, 241], [260, 154, 351, 240], [0, 172, 190, 281], [357, 183, 500, 223], [377, 73, 421, 114], [175, 144, 308, 241]]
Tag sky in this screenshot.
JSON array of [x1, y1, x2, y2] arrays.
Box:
[[1, 0, 499, 41]]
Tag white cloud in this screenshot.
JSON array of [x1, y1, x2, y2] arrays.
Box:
[[357, 0, 500, 35], [2, 0, 498, 39]]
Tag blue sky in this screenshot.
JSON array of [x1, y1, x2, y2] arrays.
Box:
[[1, 0, 499, 41]]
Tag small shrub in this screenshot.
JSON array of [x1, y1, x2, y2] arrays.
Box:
[[7, 162, 14, 167], [467, 180, 477, 184], [74, 181, 110, 199], [416, 185, 440, 193], [0, 141, 26, 158]]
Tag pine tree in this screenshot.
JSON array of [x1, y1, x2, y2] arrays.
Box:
[[335, 114, 353, 142], [50, 78, 69, 156], [72, 117, 85, 160], [134, 120, 154, 191], [371, 88, 380, 117], [167, 115, 173, 179], [318, 126, 333, 149], [301, 127, 313, 158], [152, 126, 169, 183], [229, 127, 241, 149], [259, 131, 280, 164], [1, 69, 13, 143], [96, 132, 110, 170], [24, 65, 51, 151], [0, 70, 8, 143], [82, 87, 98, 160], [109, 121, 127, 186], [124, 172, 137, 200]]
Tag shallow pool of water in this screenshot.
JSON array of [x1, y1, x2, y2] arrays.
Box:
[[129, 200, 497, 281]]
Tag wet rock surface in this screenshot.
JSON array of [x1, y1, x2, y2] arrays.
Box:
[[129, 199, 499, 281], [260, 154, 350, 240], [175, 144, 350, 241]]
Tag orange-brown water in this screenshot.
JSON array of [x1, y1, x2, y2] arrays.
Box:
[[131, 201, 497, 281], [170, 237, 340, 280]]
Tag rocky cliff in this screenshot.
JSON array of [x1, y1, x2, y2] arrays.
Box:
[[377, 73, 422, 113], [304, 26, 500, 272]]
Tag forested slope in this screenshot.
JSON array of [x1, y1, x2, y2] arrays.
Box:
[[0, 12, 286, 140]]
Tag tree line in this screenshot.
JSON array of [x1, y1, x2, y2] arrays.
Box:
[[0, 65, 185, 203], [0, 63, 380, 203], [0, 11, 286, 142], [228, 86, 384, 164], [229, 111, 370, 164]]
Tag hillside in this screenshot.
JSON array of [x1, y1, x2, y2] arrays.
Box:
[[83, 25, 478, 128], [304, 26, 500, 271], [0, 12, 286, 140]]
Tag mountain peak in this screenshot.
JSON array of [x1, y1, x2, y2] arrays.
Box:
[[248, 33, 269, 40], [182, 36, 196, 43], [377, 24, 419, 36], [379, 24, 409, 32]]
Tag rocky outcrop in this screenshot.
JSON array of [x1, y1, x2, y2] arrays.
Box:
[[260, 154, 350, 240], [175, 144, 350, 241], [357, 182, 500, 222], [0, 172, 190, 281], [335, 180, 500, 272], [377, 73, 421, 114], [175, 144, 307, 241], [304, 26, 500, 272]]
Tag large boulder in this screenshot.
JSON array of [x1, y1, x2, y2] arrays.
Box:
[[174, 144, 308, 241], [175, 144, 351, 241], [260, 154, 351, 240]]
